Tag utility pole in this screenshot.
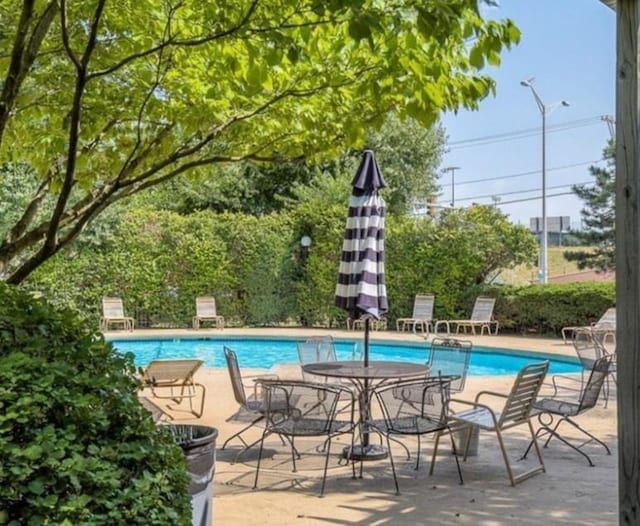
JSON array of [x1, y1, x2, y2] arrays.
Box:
[[442, 166, 460, 207]]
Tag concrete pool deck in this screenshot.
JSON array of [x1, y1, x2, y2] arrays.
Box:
[[113, 328, 618, 525]]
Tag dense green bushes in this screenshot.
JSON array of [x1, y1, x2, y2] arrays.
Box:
[[24, 205, 537, 331], [481, 281, 615, 335], [0, 283, 191, 524]]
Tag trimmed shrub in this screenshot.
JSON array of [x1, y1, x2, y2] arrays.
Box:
[[470, 282, 615, 335], [0, 283, 191, 524]]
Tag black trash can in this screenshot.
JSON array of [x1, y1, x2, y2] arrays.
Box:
[[166, 424, 218, 526]]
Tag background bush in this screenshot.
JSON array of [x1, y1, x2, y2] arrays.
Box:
[[20, 204, 614, 336], [0, 283, 191, 525]]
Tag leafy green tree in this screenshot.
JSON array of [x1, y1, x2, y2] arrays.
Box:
[[564, 141, 615, 271], [0, 0, 520, 283]]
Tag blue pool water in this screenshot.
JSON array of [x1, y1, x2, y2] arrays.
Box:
[[110, 337, 581, 376]]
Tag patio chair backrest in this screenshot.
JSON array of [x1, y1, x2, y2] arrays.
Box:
[[594, 307, 616, 329], [102, 297, 126, 318], [196, 296, 218, 317], [297, 336, 337, 381], [428, 337, 472, 393], [262, 380, 345, 432], [572, 329, 603, 368], [412, 294, 435, 320], [143, 359, 203, 384], [498, 361, 549, 428], [578, 355, 612, 412], [470, 296, 495, 322], [374, 376, 451, 432], [224, 346, 248, 406]]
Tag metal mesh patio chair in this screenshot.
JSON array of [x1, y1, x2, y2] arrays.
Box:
[[297, 336, 338, 382], [221, 347, 279, 460], [428, 337, 472, 394], [440, 361, 549, 486], [523, 354, 613, 466], [253, 380, 356, 496], [368, 376, 463, 494]]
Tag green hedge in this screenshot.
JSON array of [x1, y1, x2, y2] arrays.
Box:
[[0, 283, 191, 524], [23, 205, 557, 331], [472, 282, 615, 335]]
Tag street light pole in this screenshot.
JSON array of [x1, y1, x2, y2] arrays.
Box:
[[520, 78, 569, 284], [442, 166, 460, 207]]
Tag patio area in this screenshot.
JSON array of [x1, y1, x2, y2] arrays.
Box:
[[126, 329, 618, 525]]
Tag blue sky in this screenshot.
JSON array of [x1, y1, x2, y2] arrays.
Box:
[[439, 1, 615, 228]]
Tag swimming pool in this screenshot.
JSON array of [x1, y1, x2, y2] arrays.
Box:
[[110, 337, 581, 376]]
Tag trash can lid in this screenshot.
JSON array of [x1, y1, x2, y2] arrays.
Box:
[[162, 424, 218, 450]]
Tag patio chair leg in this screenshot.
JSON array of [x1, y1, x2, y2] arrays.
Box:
[[222, 416, 265, 450], [429, 430, 441, 476], [448, 428, 464, 485], [253, 430, 270, 490], [385, 434, 400, 495], [319, 437, 333, 497], [494, 428, 517, 486]]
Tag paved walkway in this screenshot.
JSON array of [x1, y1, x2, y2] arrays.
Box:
[[117, 328, 617, 525]]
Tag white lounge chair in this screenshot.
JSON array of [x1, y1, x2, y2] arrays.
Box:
[[561, 307, 616, 344], [396, 293, 435, 335], [192, 296, 225, 329], [434, 296, 498, 336], [100, 297, 134, 331]]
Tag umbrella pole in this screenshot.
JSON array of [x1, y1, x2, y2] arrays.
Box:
[[363, 317, 370, 448]]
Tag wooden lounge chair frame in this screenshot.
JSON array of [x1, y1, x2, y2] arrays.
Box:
[[100, 297, 134, 331], [396, 293, 435, 335], [192, 296, 225, 329], [141, 359, 206, 418]]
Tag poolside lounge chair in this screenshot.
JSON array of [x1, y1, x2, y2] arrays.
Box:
[[434, 296, 498, 336], [560, 307, 616, 344], [347, 314, 387, 331], [396, 293, 435, 335], [100, 296, 135, 331], [141, 359, 206, 418], [523, 355, 612, 467], [192, 296, 225, 329], [439, 361, 549, 486]]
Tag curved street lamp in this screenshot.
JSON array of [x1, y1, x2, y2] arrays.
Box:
[[520, 78, 570, 284]]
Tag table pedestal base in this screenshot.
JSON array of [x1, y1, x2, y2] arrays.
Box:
[[342, 444, 388, 461]]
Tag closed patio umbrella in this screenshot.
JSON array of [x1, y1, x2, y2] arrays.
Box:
[[335, 149, 388, 366]]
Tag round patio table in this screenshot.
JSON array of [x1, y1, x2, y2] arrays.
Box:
[[302, 360, 428, 460]]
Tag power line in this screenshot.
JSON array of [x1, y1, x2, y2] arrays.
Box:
[[450, 159, 605, 186], [455, 181, 593, 203], [447, 116, 605, 150]]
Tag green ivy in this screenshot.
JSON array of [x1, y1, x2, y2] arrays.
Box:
[[0, 283, 191, 524]]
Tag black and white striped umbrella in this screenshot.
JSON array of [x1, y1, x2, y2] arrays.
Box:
[[335, 150, 388, 365]]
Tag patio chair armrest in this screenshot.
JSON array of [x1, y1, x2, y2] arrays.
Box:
[[473, 390, 509, 403], [449, 398, 500, 427]]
